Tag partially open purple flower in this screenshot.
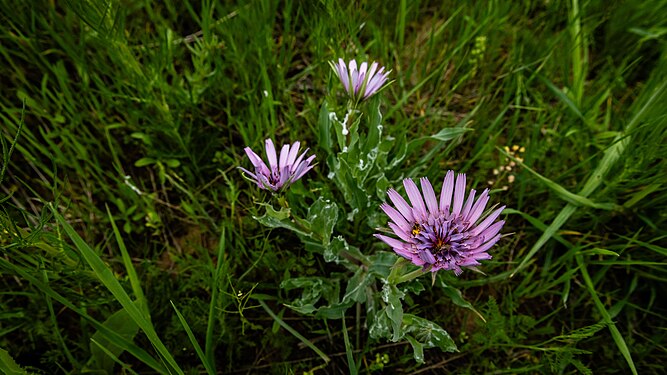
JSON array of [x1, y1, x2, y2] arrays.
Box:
[[239, 139, 315, 192], [375, 171, 506, 275], [330, 58, 390, 101]]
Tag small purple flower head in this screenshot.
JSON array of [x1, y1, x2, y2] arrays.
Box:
[[238, 139, 315, 192], [375, 171, 506, 275], [330, 58, 390, 102]]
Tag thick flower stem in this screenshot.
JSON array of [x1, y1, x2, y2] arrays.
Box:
[[395, 268, 427, 284], [388, 257, 428, 285]]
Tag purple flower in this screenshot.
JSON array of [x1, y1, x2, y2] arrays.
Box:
[[375, 171, 506, 275], [330, 58, 390, 101], [239, 139, 315, 191]]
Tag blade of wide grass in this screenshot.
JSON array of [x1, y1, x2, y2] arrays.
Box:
[[170, 301, 215, 375], [258, 299, 331, 364], [51, 204, 184, 375], [341, 316, 357, 375], [205, 227, 228, 371], [575, 253, 637, 375], [90, 339, 140, 375], [513, 77, 667, 276], [500, 148, 617, 210], [106, 205, 149, 318], [42, 267, 78, 368], [0, 257, 165, 373]]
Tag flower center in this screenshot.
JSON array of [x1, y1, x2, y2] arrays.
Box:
[[412, 216, 466, 264]]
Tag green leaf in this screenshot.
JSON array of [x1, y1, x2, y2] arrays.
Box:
[[165, 159, 180, 168], [405, 335, 425, 364], [314, 300, 355, 319], [0, 347, 28, 375], [368, 252, 399, 279], [500, 148, 617, 210], [281, 277, 338, 316], [89, 306, 140, 373], [424, 127, 473, 142], [51, 204, 184, 375], [317, 101, 333, 154], [580, 248, 619, 257], [342, 268, 371, 304], [402, 314, 457, 356], [134, 157, 155, 167], [308, 197, 338, 245], [368, 307, 392, 340], [322, 236, 368, 269], [437, 277, 486, 322], [171, 301, 215, 375], [253, 203, 310, 237], [382, 283, 404, 341]]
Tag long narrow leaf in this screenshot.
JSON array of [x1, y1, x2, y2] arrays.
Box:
[[575, 253, 637, 374], [51, 204, 184, 375], [0, 257, 165, 373], [171, 301, 215, 375]]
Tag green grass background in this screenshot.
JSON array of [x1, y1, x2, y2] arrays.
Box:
[[1, 0, 666, 373]]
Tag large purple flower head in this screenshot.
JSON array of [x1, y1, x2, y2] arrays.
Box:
[[239, 139, 315, 192], [375, 171, 506, 275], [330, 58, 390, 102]]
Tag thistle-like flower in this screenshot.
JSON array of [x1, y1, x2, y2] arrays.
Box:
[[375, 171, 506, 275], [239, 139, 315, 192], [330, 58, 390, 102]]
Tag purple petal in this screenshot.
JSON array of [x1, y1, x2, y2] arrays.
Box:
[[458, 258, 482, 267], [420, 177, 439, 216], [337, 58, 350, 92], [363, 67, 388, 98], [452, 173, 466, 216], [439, 170, 455, 212], [264, 139, 278, 171], [419, 250, 436, 264], [367, 62, 379, 83], [292, 155, 316, 180], [244, 147, 270, 176], [374, 234, 413, 259], [278, 144, 290, 171], [355, 62, 368, 93], [292, 147, 310, 171], [380, 202, 411, 232], [478, 220, 505, 243], [466, 189, 489, 224], [237, 166, 259, 181], [349, 60, 359, 94], [470, 234, 501, 254], [460, 189, 476, 220], [471, 206, 506, 236], [286, 141, 301, 166], [404, 179, 427, 220], [388, 222, 412, 242], [387, 188, 414, 222]]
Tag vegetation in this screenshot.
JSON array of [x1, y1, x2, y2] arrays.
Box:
[[1, 0, 666, 373]]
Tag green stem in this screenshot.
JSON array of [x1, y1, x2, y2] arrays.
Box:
[[396, 268, 427, 284], [388, 257, 428, 285]]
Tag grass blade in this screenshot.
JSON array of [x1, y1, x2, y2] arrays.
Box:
[[0, 257, 165, 373], [171, 301, 215, 375], [51, 203, 184, 375], [575, 253, 637, 374], [258, 299, 331, 364], [205, 227, 227, 371], [513, 76, 667, 276], [106, 205, 149, 318]]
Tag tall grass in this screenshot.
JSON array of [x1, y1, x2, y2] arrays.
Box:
[[1, 0, 666, 373]]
